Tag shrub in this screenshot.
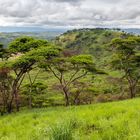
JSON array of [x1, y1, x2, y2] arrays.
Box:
[[49, 122, 73, 140]]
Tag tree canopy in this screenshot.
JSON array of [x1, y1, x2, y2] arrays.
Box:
[[110, 36, 140, 98]]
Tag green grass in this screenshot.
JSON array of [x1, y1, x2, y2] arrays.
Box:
[[1, 98, 140, 140]]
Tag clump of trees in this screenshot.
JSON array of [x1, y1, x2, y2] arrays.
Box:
[[0, 36, 102, 114], [1, 33, 140, 115], [0, 37, 60, 114]]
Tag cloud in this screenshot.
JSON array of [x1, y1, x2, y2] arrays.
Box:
[[51, 0, 82, 3], [0, 0, 140, 28]]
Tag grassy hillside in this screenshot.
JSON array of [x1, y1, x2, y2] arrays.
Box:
[[0, 98, 140, 140], [51, 29, 129, 102], [54, 28, 123, 60]]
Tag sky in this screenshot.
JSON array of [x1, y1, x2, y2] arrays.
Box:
[[0, 0, 140, 29]]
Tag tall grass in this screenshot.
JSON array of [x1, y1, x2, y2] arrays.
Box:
[[49, 121, 73, 140], [1, 98, 140, 139]]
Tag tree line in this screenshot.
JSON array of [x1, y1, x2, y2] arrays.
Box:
[[0, 35, 140, 115]]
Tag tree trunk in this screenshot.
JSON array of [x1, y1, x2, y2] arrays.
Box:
[[6, 93, 14, 113], [63, 87, 69, 106], [73, 91, 81, 105], [28, 88, 32, 109], [129, 84, 136, 99], [14, 91, 20, 112], [65, 93, 69, 106], [129, 86, 135, 98], [7, 103, 13, 113], [127, 76, 137, 99], [12, 79, 20, 112]]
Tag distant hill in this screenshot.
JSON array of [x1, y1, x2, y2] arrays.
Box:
[[0, 32, 63, 47], [54, 28, 123, 61], [55, 28, 140, 59], [1, 27, 140, 48], [122, 28, 140, 34], [0, 26, 66, 47]]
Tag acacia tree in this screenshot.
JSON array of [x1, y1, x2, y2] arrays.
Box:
[[41, 54, 103, 106], [0, 37, 60, 113], [0, 51, 38, 113], [110, 36, 140, 98], [23, 46, 60, 109], [5, 37, 44, 112]]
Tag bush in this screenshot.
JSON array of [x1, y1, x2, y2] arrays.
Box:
[[49, 122, 73, 140], [96, 94, 109, 103]]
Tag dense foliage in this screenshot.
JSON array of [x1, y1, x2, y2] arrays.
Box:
[[0, 28, 140, 115]]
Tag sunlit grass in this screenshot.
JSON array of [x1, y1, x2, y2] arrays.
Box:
[[1, 98, 140, 140]]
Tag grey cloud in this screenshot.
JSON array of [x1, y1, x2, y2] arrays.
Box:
[[0, 0, 140, 28], [52, 0, 81, 2]]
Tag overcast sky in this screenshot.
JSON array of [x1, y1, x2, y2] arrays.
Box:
[[0, 0, 140, 28]]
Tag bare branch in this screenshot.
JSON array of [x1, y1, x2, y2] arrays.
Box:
[[48, 66, 61, 81]]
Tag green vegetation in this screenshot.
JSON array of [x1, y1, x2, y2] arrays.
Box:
[[0, 36, 60, 113], [54, 28, 122, 60], [40, 53, 103, 106], [0, 98, 140, 140], [110, 36, 140, 98], [1, 28, 140, 139], [54, 28, 140, 100], [1, 28, 140, 113]]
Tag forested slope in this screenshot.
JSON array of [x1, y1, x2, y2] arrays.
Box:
[[0, 28, 139, 112]]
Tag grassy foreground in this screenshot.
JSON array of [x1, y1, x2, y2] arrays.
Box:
[[1, 99, 140, 140]]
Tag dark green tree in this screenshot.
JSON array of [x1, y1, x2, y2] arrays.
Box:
[[110, 36, 140, 98], [0, 37, 60, 113]]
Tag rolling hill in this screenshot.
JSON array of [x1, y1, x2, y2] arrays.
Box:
[[0, 31, 63, 48], [54, 28, 123, 60]]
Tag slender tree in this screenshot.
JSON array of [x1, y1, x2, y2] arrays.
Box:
[[41, 54, 103, 106]]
